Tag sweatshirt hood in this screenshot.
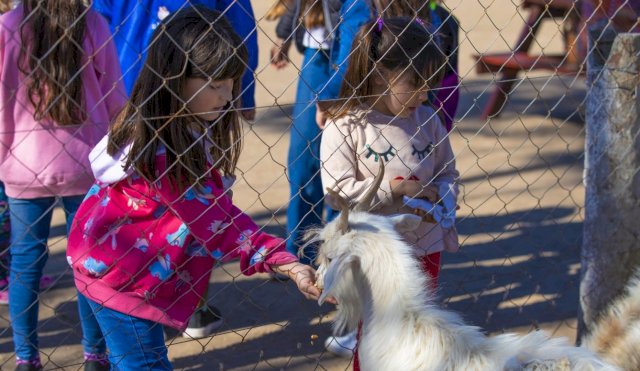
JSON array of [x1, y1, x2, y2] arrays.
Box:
[[88, 133, 237, 189], [89, 134, 133, 184]]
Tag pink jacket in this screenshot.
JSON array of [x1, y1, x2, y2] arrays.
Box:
[[0, 7, 126, 198], [67, 145, 297, 329]]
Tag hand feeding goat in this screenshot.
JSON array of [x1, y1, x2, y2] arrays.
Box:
[[310, 162, 639, 371]]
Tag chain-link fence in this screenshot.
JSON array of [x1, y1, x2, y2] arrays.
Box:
[[0, 0, 638, 370]]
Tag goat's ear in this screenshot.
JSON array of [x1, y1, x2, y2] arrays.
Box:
[[318, 253, 357, 305], [389, 214, 422, 233]]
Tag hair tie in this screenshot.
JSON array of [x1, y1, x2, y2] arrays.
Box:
[[376, 17, 383, 33]]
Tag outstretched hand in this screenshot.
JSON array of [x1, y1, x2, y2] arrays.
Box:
[[272, 262, 322, 301]]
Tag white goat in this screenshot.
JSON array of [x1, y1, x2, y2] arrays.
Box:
[[311, 162, 637, 371]]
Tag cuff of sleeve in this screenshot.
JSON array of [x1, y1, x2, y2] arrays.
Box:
[[264, 251, 299, 273]]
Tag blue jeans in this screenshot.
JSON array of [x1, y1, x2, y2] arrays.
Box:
[[84, 296, 171, 370], [286, 48, 337, 264], [8, 196, 104, 360]]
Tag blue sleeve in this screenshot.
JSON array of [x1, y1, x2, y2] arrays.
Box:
[[213, 0, 258, 109], [318, 0, 371, 102], [92, 0, 113, 23]]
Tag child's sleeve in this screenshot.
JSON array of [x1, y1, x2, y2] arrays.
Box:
[[320, 120, 394, 210], [275, 2, 296, 40], [153, 170, 297, 275], [92, 13, 127, 121]]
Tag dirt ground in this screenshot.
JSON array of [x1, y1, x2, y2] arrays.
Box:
[[0, 1, 589, 369]]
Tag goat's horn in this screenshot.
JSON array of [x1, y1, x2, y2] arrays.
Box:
[[353, 160, 385, 212], [326, 187, 350, 234]]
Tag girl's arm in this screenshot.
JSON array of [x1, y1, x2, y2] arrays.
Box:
[[154, 172, 296, 275], [92, 13, 127, 120], [153, 170, 321, 300], [320, 120, 394, 210]]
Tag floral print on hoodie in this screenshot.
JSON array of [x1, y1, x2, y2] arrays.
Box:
[[67, 144, 297, 329]]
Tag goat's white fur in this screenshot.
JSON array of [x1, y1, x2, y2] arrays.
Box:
[[312, 211, 632, 371]]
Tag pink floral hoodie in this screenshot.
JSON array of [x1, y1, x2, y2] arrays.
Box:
[[67, 136, 298, 329]]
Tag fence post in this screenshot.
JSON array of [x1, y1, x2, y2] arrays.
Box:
[[578, 31, 640, 340]]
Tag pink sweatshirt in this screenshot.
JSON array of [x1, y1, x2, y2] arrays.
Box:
[[0, 7, 126, 198], [321, 105, 459, 256], [67, 143, 297, 329]]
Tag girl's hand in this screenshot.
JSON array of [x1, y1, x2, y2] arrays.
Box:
[[270, 38, 291, 69], [272, 262, 322, 301], [390, 179, 439, 202]]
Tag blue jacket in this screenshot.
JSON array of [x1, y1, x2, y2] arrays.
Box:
[[317, 0, 370, 102], [93, 0, 258, 109]]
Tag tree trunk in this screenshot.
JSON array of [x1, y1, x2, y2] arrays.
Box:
[[578, 31, 640, 341]]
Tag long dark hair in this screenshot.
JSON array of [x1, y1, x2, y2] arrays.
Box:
[[19, 0, 88, 126], [108, 6, 247, 190], [330, 16, 445, 118]]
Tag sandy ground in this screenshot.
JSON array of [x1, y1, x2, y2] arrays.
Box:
[[0, 1, 590, 369]]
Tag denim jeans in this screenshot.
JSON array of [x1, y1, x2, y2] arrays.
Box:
[[8, 196, 104, 361], [84, 296, 171, 370], [286, 48, 337, 264]]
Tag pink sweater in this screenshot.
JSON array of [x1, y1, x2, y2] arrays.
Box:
[[0, 8, 126, 198], [321, 106, 459, 256], [67, 150, 297, 329]]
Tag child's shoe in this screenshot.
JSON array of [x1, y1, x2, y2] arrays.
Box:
[[39, 274, 55, 290], [324, 330, 357, 358], [83, 353, 109, 371], [182, 305, 223, 339], [14, 358, 43, 371]]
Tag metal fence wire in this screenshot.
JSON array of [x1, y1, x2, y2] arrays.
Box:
[[0, 0, 638, 370]]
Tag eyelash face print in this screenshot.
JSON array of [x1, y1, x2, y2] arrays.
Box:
[[365, 144, 396, 162], [412, 143, 435, 160]]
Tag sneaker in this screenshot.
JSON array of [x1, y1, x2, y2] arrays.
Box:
[[14, 358, 43, 371], [15, 364, 42, 371], [324, 330, 357, 358], [182, 305, 224, 339], [39, 274, 55, 291], [84, 353, 109, 371], [84, 360, 109, 371]]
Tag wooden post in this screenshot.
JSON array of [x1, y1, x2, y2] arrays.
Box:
[[578, 31, 640, 340]]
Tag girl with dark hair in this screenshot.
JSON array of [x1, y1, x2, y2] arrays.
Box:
[[67, 7, 321, 369], [320, 17, 460, 369], [0, 1, 126, 369]]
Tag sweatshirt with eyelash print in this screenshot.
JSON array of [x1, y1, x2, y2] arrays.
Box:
[[320, 105, 459, 256]]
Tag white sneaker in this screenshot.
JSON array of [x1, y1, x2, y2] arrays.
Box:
[[324, 330, 357, 358]]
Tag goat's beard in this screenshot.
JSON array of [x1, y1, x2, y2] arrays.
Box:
[[332, 261, 367, 335]]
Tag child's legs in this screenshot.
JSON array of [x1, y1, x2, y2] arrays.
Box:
[[62, 196, 106, 355], [419, 252, 442, 291], [85, 297, 171, 370], [77, 293, 106, 356], [286, 48, 331, 263], [7, 196, 55, 360]]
